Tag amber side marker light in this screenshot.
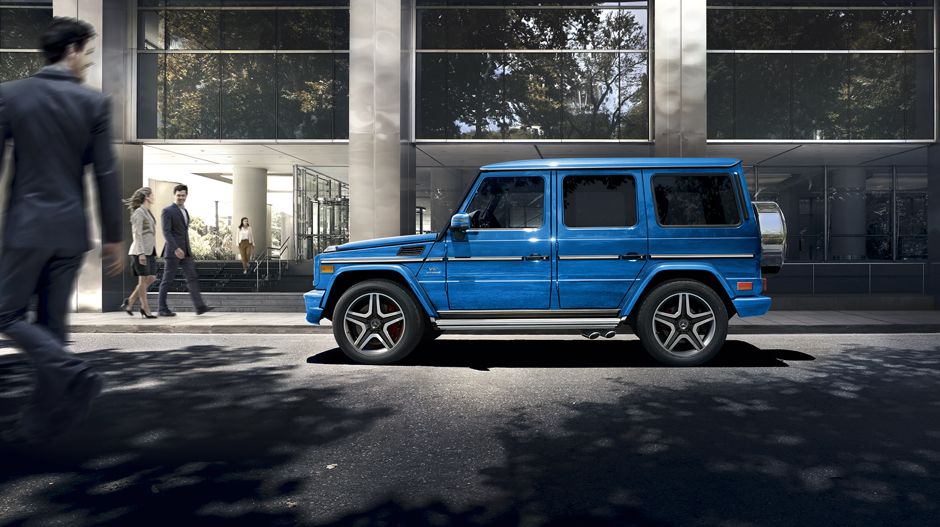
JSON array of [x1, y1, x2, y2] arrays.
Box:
[[321, 265, 334, 274], [737, 281, 753, 291]]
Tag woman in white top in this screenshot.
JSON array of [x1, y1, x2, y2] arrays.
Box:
[[120, 187, 158, 318], [234, 217, 254, 274]]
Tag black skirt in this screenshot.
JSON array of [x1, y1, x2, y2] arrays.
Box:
[[131, 254, 157, 276]]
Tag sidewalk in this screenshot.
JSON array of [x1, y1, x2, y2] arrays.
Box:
[[66, 310, 940, 335]]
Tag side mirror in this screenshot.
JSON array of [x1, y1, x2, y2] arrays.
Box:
[[450, 213, 470, 241]]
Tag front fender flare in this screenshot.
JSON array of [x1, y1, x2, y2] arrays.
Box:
[[323, 265, 439, 318], [619, 262, 735, 317]]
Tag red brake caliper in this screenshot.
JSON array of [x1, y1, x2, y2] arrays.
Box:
[[385, 303, 401, 342]]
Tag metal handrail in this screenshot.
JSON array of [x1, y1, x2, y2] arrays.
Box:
[[252, 237, 291, 291]]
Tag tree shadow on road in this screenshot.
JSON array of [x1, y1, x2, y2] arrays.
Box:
[[308, 338, 814, 369], [0, 343, 392, 526], [312, 342, 940, 527]]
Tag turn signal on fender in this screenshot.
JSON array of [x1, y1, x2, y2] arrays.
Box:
[[320, 265, 334, 274], [737, 281, 753, 291]]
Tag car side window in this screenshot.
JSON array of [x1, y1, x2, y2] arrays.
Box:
[[563, 174, 637, 228], [652, 173, 742, 227], [465, 176, 544, 229]]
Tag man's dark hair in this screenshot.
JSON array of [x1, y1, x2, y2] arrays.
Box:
[[173, 184, 189, 194], [41, 17, 96, 64]]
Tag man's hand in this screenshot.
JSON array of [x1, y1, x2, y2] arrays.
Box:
[[175, 248, 185, 259], [139, 254, 146, 264], [102, 242, 124, 276]]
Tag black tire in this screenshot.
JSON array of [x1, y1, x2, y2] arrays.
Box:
[[634, 280, 728, 366], [332, 279, 426, 364]]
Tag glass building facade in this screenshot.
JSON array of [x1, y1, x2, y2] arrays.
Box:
[[0, 1, 50, 84], [1, 0, 937, 309], [416, 1, 650, 140], [134, 1, 350, 140]]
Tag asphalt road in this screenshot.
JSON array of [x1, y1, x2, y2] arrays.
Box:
[[1, 332, 939, 527]]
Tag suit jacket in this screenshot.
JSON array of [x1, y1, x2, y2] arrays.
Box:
[[0, 65, 122, 251], [128, 206, 156, 256], [161, 203, 191, 259]]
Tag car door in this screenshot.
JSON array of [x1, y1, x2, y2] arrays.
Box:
[[445, 171, 552, 310], [555, 170, 648, 309]]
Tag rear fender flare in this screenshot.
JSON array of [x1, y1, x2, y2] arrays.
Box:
[[619, 262, 735, 318]]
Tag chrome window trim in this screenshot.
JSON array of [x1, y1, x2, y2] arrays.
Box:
[[425, 257, 445, 262], [447, 256, 524, 262], [558, 255, 620, 261], [650, 254, 754, 259], [557, 278, 636, 282], [474, 161, 741, 170], [321, 257, 426, 264]]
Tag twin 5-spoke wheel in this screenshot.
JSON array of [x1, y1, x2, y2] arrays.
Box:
[[333, 280, 425, 364], [635, 280, 729, 366]]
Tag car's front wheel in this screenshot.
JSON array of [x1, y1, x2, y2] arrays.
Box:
[[635, 280, 728, 366], [333, 279, 426, 364]]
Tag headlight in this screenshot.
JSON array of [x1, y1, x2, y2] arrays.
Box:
[[323, 246, 337, 253]]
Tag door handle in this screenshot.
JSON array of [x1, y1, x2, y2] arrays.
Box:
[[621, 253, 646, 260], [524, 254, 549, 261]]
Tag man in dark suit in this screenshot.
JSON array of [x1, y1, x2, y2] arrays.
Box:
[[0, 18, 124, 443], [156, 184, 214, 316]]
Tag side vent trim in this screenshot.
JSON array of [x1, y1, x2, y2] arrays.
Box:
[[397, 245, 426, 257]]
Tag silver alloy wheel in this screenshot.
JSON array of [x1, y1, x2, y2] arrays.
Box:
[[650, 292, 716, 354], [342, 292, 406, 354]]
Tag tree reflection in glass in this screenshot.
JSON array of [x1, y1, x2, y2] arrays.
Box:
[[164, 54, 220, 139]]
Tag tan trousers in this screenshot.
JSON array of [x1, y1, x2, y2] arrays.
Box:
[[239, 239, 252, 270]]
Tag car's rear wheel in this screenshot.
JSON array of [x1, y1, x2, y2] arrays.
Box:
[[333, 280, 425, 364], [635, 280, 728, 366]]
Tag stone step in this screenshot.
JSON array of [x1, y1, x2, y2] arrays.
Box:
[[161, 292, 306, 313]]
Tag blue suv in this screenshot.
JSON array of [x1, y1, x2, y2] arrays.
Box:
[[305, 158, 786, 366]]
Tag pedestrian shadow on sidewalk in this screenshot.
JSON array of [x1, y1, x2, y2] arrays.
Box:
[[308, 339, 813, 369]]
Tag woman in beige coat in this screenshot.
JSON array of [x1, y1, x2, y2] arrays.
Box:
[[234, 217, 254, 274], [121, 187, 158, 318]]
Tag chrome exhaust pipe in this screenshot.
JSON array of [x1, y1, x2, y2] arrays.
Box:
[[581, 330, 601, 340], [603, 331, 616, 339]]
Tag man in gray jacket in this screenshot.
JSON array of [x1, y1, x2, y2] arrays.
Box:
[[0, 17, 123, 443]]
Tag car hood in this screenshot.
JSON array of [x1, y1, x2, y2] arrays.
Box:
[[335, 233, 438, 252]]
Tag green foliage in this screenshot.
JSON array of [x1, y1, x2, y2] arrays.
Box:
[[189, 215, 232, 260]]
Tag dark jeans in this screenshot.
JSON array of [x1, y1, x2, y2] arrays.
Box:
[[157, 256, 206, 311], [0, 246, 91, 433]]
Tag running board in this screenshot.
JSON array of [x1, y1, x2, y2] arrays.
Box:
[[432, 317, 625, 331]]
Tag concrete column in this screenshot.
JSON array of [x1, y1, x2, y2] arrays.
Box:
[[280, 211, 294, 260], [829, 168, 868, 261], [54, 0, 103, 91], [232, 167, 268, 261], [654, 0, 707, 158], [349, 0, 402, 242], [266, 204, 273, 254], [55, 0, 136, 312]]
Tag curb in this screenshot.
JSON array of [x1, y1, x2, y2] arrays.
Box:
[[68, 325, 333, 334], [728, 325, 940, 335]]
